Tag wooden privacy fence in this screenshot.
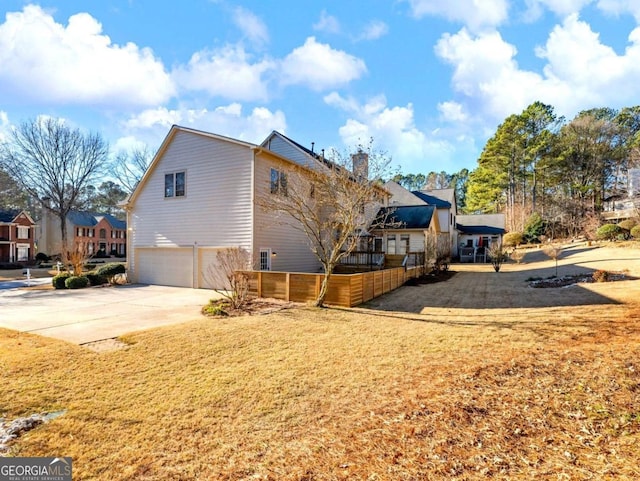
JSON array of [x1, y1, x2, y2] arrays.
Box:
[[243, 265, 425, 307]]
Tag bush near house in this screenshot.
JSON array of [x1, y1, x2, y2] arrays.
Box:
[[503, 232, 524, 247], [52, 272, 72, 289], [65, 276, 90, 289], [95, 262, 126, 284], [631, 225, 640, 240], [85, 272, 108, 286], [618, 220, 637, 239], [35, 252, 50, 263], [596, 224, 622, 241]]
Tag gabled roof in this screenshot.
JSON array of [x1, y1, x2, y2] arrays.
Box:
[[375, 205, 436, 229], [67, 211, 126, 229], [411, 191, 452, 208], [0, 210, 35, 224], [127, 124, 258, 206], [456, 224, 506, 235], [0, 210, 20, 223]]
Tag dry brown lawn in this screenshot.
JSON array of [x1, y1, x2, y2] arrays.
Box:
[[2, 244, 640, 480]]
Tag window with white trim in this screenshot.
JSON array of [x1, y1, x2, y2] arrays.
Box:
[[259, 248, 271, 271], [165, 171, 186, 198], [17, 226, 29, 239], [270, 168, 287, 195]]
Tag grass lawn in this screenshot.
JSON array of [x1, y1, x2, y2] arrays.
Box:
[[2, 298, 640, 479]]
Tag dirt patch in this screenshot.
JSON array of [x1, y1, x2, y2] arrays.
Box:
[[202, 297, 303, 317], [80, 338, 131, 352], [405, 270, 456, 285], [529, 271, 630, 288]]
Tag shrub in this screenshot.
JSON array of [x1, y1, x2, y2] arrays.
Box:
[[95, 262, 126, 284], [35, 252, 50, 263], [631, 225, 640, 240], [65, 276, 90, 289], [618, 219, 636, 231], [523, 213, 546, 243], [592, 270, 610, 283], [52, 272, 72, 289], [201, 300, 230, 317], [503, 232, 524, 247], [510, 249, 525, 264], [487, 244, 509, 272], [596, 224, 622, 241], [85, 272, 108, 286]]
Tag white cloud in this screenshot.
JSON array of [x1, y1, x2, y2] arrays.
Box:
[[232, 6, 269, 47], [434, 16, 640, 123], [280, 37, 367, 91], [313, 10, 341, 34], [438, 101, 469, 122], [405, 0, 509, 31], [123, 105, 286, 145], [0, 5, 174, 107], [325, 92, 458, 173], [357, 20, 389, 41], [523, 0, 594, 20], [597, 0, 640, 21], [172, 45, 274, 102]]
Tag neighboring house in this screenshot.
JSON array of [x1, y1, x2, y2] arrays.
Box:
[[0, 210, 36, 263], [39, 210, 127, 257], [125, 125, 328, 289], [371, 204, 440, 267], [456, 214, 506, 263], [382, 181, 457, 258]]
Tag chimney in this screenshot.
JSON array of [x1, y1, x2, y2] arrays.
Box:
[[351, 149, 369, 181], [311, 142, 315, 154]]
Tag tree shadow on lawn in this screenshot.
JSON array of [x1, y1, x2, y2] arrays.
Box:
[[360, 263, 637, 313]]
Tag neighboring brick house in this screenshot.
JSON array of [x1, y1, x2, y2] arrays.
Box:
[[0, 210, 37, 263], [39, 210, 127, 257]]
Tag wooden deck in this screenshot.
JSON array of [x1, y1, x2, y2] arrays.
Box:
[[244, 265, 425, 307]]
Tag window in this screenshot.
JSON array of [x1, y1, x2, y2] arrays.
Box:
[[270, 168, 287, 195], [399, 234, 410, 255], [17, 245, 29, 262], [387, 235, 396, 255], [17, 226, 29, 239], [100, 229, 106, 239], [259, 248, 271, 271], [165, 171, 186, 198]]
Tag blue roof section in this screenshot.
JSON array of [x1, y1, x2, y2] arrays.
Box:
[[67, 211, 126, 229], [411, 191, 451, 208], [375, 205, 436, 229], [0, 210, 19, 223], [456, 224, 506, 235]]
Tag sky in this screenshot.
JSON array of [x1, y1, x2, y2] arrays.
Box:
[[1, 1, 640, 176]]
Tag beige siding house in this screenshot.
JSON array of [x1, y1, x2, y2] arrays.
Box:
[[125, 125, 322, 288]]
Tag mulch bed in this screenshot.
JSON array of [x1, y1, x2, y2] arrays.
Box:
[[529, 272, 629, 288]]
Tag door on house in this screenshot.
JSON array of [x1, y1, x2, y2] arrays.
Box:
[[386, 235, 396, 255]]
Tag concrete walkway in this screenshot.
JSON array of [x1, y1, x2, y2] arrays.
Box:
[[0, 284, 219, 345]]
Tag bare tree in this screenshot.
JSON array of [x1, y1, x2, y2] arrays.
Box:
[[258, 141, 392, 307], [112, 146, 153, 193], [204, 248, 252, 310], [0, 117, 109, 264]]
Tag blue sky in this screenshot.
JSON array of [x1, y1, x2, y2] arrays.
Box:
[[1, 1, 640, 175]]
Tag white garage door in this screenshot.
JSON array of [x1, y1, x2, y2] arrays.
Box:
[[136, 247, 194, 287], [198, 248, 223, 289]]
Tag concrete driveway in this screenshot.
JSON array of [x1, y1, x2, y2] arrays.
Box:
[[0, 284, 219, 345]]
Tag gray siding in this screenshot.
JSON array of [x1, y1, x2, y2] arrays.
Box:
[[253, 152, 322, 273], [264, 134, 319, 170]]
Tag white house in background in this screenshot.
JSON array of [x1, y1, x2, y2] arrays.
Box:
[[456, 214, 506, 263], [125, 125, 329, 288], [383, 181, 458, 258]]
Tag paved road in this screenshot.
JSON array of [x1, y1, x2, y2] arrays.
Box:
[[0, 284, 220, 345]]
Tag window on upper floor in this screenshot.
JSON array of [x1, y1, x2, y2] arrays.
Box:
[[100, 228, 106, 239], [17, 226, 29, 239], [270, 168, 287, 196], [165, 171, 186, 198]]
